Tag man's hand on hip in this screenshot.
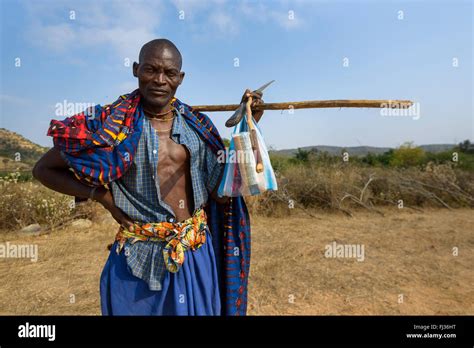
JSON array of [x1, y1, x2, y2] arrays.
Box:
[[94, 187, 135, 232]]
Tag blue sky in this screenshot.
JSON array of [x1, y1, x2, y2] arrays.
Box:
[[0, 0, 472, 150]]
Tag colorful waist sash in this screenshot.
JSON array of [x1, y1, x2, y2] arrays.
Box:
[[115, 208, 207, 273]]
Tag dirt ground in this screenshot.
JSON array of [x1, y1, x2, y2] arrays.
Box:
[[0, 207, 472, 315]]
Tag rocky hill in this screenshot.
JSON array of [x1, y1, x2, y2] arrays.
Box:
[[0, 128, 49, 171]]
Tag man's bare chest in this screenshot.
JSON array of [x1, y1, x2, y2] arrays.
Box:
[[156, 134, 190, 170]]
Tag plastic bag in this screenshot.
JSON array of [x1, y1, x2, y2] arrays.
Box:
[[218, 113, 278, 197]]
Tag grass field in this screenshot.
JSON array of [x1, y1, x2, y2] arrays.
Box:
[[0, 206, 472, 315]]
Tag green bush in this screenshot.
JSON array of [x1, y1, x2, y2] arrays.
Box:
[[390, 142, 425, 167]]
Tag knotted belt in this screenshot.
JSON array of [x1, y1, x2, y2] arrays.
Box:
[[114, 208, 207, 273]]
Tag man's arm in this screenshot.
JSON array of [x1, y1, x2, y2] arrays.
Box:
[[33, 148, 135, 231]]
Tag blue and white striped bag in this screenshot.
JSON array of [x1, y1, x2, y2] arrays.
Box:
[[218, 113, 278, 197]]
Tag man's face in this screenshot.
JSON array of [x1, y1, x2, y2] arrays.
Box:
[[133, 46, 185, 109]]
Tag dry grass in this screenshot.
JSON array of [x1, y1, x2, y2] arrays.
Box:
[[248, 163, 474, 217], [248, 207, 474, 315], [0, 205, 472, 315], [0, 206, 116, 315]]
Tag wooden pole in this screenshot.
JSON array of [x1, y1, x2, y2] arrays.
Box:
[[192, 99, 414, 112]]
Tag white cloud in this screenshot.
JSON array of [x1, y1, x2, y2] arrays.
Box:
[[271, 8, 305, 30], [209, 10, 239, 36], [23, 0, 164, 60], [21, 0, 305, 58], [171, 0, 305, 38], [171, 0, 212, 13], [239, 1, 305, 30]]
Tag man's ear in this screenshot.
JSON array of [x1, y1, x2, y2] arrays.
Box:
[[179, 71, 185, 85], [133, 62, 139, 78]]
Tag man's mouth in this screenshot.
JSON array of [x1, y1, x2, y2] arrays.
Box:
[[149, 88, 169, 96]]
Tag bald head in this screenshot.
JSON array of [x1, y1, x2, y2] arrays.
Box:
[[138, 39, 182, 69]]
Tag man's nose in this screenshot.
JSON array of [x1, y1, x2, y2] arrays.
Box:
[[154, 72, 166, 84]]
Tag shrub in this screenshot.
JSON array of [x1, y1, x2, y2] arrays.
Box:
[[390, 142, 425, 168], [0, 172, 92, 231], [247, 162, 474, 216]]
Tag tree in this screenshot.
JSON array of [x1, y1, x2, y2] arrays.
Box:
[[458, 139, 474, 154], [294, 148, 310, 162], [377, 149, 394, 166], [362, 152, 377, 166], [390, 142, 425, 167]]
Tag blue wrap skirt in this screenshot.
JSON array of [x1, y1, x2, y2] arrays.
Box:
[[100, 228, 221, 315]]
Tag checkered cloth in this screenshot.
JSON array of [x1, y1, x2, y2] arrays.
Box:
[[110, 105, 222, 290]]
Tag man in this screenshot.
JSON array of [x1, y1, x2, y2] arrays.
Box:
[[33, 39, 264, 316]]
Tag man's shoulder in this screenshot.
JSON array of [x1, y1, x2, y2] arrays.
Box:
[[175, 98, 223, 152]]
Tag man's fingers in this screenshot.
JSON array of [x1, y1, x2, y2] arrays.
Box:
[[121, 216, 135, 232], [241, 89, 264, 113], [251, 98, 264, 108], [110, 208, 134, 232], [242, 89, 261, 103]]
